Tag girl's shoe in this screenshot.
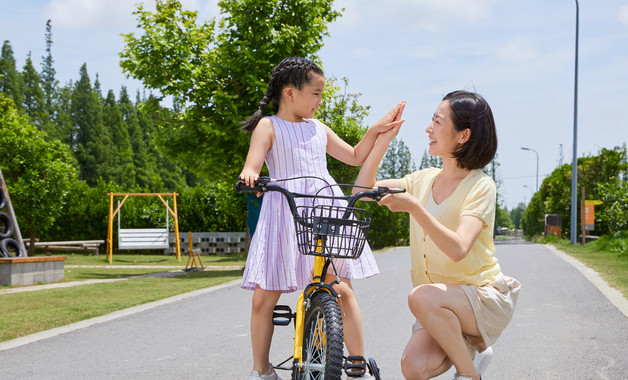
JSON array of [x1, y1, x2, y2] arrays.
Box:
[[249, 364, 282, 380]]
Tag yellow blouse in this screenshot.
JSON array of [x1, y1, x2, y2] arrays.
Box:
[[399, 168, 502, 287]]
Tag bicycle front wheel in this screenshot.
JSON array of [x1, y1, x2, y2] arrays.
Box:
[[295, 292, 344, 380]]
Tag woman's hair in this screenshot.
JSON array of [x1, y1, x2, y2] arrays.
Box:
[[443, 90, 497, 170], [240, 57, 324, 132]]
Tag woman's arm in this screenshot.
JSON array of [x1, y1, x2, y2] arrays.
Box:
[[378, 192, 485, 262], [238, 117, 274, 187], [326, 101, 405, 166]]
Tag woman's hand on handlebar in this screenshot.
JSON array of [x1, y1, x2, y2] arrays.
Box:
[[377, 191, 418, 213]]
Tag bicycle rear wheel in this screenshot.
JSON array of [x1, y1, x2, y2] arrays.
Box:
[[294, 292, 344, 380]]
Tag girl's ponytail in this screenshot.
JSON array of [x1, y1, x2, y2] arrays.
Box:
[[240, 94, 270, 132]]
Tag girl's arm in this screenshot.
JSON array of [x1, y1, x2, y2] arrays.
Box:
[[326, 101, 405, 166], [378, 192, 485, 262], [239, 117, 274, 187], [353, 125, 404, 193]]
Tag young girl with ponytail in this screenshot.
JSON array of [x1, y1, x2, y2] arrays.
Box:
[[239, 56, 405, 380]]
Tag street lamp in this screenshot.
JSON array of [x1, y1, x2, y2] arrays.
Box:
[[571, 0, 579, 244], [521, 147, 539, 191]]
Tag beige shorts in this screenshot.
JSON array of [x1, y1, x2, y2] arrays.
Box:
[[412, 275, 521, 355]]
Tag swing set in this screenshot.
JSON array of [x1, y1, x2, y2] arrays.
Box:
[[106, 193, 181, 264]]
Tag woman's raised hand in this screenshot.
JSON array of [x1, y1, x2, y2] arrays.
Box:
[[370, 100, 406, 135]]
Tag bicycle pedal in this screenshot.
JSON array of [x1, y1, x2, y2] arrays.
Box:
[[272, 305, 294, 326], [344, 355, 367, 377]]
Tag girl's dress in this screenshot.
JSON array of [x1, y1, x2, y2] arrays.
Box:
[[241, 116, 380, 293]]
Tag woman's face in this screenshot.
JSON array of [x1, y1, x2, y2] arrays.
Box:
[[425, 100, 465, 158]]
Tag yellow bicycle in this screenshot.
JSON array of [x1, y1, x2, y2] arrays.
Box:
[[237, 176, 404, 380]]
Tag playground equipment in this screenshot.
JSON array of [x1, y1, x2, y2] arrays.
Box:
[[106, 193, 181, 264]]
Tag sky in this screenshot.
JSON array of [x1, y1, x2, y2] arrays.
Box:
[[1, 0, 627, 210]]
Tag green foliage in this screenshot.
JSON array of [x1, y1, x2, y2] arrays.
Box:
[[317, 77, 370, 185], [378, 138, 416, 180], [509, 202, 526, 230], [0, 95, 76, 251], [0, 41, 24, 109], [594, 231, 628, 257], [120, 0, 341, 179], [596, 179, 628, 235], [364, 202, 410, 249], [522, 147, 627, 238]]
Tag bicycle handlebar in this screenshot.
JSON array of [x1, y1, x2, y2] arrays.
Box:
[[235, 176, 406, 212]]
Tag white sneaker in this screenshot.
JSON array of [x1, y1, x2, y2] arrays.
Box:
[[473, 346, 492, 376], [453, 346, 492, 380], [249, 364, 282, 380]]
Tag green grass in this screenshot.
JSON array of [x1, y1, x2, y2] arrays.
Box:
[[552, 237, 628, 300], [0, 253, 245, 343]]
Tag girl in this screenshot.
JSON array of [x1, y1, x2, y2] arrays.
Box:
[[354, 91, 520, 380], [239, 56, 405, 380]]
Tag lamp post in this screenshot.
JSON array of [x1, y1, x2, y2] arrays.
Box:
[[571, 0, 579, 244], [521, 147, 539, 191]]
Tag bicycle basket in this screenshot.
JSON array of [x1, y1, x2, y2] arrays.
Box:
[[294, 204, 372, 259]]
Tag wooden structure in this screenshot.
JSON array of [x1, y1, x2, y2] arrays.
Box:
[[25, 239, 104, 255], [184, 231, 204, 271], [106, 193, 181, 264]]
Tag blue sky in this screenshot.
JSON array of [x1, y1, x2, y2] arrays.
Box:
[[1, 0, 627, 209]]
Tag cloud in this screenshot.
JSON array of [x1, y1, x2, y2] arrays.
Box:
[[43, 0, 219, 30], [619, 5, 628, 25], [494, 38, 539, 61]]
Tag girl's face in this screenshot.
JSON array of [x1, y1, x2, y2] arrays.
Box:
[[290, 72, 325, 120], [425, 100, 468, 158]]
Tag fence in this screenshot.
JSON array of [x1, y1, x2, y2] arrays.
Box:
[[168, 232, 246, 255]]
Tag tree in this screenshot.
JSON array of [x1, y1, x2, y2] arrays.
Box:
[[103, 89, 135, 188], [316, 77, 370, 185], [0, 41, 24, 109], [41, 20, 57, 114], [522, 147, 627, 237], [378, 138, 416, 180], [419, 149, 442, 169], [0, 95, 76, 255], [72, 64, 114, 185], [510, 202, 526, 230], [120, 0, 341, 179], [21, 53, 49, 127]]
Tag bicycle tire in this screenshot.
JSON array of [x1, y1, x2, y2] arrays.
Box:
[[294, 292, 344, 380]]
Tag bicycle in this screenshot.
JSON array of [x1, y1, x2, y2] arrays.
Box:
[[237, 175, 405, 380]]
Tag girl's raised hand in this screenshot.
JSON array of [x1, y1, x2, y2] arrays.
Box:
[[369, 100, 406, 134]]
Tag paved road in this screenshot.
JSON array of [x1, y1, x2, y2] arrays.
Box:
[[1, 244, 627, 379]]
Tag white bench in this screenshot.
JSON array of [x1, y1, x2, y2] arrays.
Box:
[[118, 228, 169, 250]]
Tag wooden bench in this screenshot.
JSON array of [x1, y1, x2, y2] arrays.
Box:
[[24, 240, 105, 255]]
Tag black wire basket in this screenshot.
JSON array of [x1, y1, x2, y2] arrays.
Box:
[[294, 204, 372, 259]]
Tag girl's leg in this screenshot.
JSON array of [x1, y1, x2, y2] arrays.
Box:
[[401, 328, 452, 380], [408, 284, 480, 380], [326, 274, 364, 356], [251, 286, 282, 374]]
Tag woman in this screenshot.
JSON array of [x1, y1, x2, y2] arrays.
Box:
[[355, 91, 520, 380]]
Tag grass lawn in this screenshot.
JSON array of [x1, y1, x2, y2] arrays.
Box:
[[552, 240, 628, 300], [0, 253, 246, 343]]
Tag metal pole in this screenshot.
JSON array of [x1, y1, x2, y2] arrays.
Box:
[[520, 147, 539, 191], [571, 0, 579, 244]]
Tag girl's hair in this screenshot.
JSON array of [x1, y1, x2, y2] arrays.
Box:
[[443, 90, 498, 170], [240, 57, 324, 132]]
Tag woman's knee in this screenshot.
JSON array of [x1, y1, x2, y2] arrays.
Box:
[[400, 352, 429, 380], [408, 285, 437, 316]]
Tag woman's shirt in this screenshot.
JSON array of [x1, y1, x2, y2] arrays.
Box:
[[399, 168, 502, 287]]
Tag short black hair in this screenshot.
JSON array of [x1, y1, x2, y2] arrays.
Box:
[[442, 90, 497, 170]]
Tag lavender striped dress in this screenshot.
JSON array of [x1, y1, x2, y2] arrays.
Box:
[[241, 116, 380, 293]]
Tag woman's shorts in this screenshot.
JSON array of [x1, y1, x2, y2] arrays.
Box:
[[412, 275, 521, 354]]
